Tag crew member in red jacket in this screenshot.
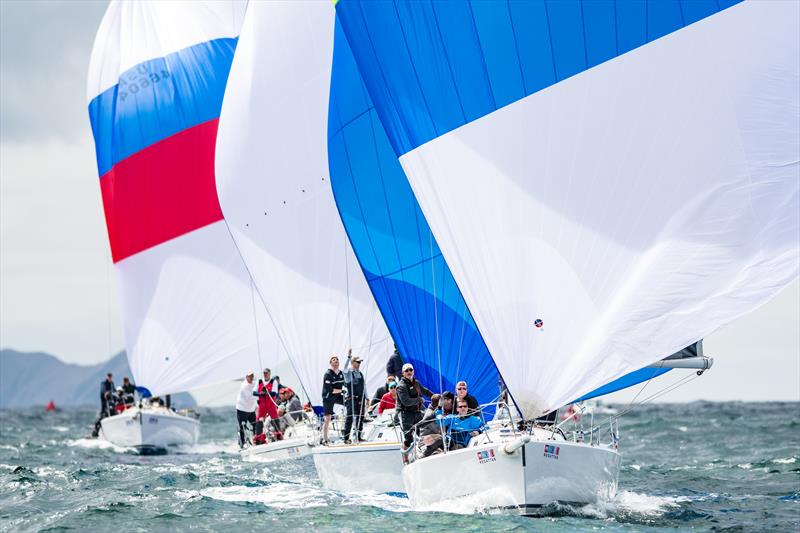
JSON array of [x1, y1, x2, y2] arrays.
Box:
[[256, 368, 283, 437]]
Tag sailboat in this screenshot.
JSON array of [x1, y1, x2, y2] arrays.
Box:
[[214, 1, 393, 465], [333, 0, 799, 511], [85, 0, 289, 452]]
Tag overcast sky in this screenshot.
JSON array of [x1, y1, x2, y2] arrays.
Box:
[[0, 1, 797, 405]]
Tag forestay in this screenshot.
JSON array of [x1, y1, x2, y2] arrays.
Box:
[[215, 1, 392, 407], [87, 0, 282, 395], [336, 0, 800, 417]]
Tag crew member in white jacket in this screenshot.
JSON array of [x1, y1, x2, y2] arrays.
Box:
[[236, 371, 258, 448]]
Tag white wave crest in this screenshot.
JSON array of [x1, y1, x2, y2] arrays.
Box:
[[340, 491, 411, 513], [172, 441, 239, 455], [569, 490, 680, 519], [414, 486, 521, 515], [201, 483, 331, 509], [66, 438, 131, 453]]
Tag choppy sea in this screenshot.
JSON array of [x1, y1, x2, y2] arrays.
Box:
[[1, 402, 797, 532]]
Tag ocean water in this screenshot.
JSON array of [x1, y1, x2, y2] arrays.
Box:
[[0, 402, 797, 532]]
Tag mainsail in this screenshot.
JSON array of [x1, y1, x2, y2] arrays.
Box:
[[87, 0, 282, 395], [328, 20, 501, 405], [214, 1, 392, 406], [335, 0, 800, 417]]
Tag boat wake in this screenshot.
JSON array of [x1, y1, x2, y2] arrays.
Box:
[[200, 482, 411, 513], [545, 490, 680, 521], [408, 488, 679, 519], [414, 487, 521, 515], [200, 483, 332, 509], [67, 438, 133, 454], [172, 441, 239, 455]]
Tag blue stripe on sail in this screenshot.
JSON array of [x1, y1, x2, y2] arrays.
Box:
[[329, 20, 502, 410], [574, 367, 670, 402], [88, 37, 237, 176], [335, 0, 743, 157]]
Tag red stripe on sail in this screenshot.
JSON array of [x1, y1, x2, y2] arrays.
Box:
[[100, 119, 224, 263]]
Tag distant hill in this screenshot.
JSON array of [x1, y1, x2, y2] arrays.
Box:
[[0, 349, 195, 408]]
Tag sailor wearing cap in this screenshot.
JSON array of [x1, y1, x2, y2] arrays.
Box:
[[396, 363, 433, 449], [343, 352, 367, 444], [235, 371, 257, 448]]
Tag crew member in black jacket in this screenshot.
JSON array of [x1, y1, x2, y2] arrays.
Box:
[[91, 373, 115, 437], [385, 344, 405, 380], [343, 353, 367, 444], [321, 355, 344, 444], [100, 373, 115, 416], [395, 363, 433, 449]]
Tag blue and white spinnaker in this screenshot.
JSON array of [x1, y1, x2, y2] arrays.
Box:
[[334, 0, 799, 417]]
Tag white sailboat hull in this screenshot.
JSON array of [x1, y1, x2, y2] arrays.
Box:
[[240, 435, 313, 462], [402, 436, 620, 513], [313, 441, 404, 493], [100, 406, 200, 450], [239, 423, 316, 462], [312, 413, 405, 493]]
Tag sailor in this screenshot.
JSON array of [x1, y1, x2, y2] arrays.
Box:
[[113, 387, 126, 413], [343, 353, 367, 444], [121, 377, 136, 406], [321, 355, 344, 445], [439, 399, 484, 448], [455, 381, 479, 413], [256, 368, 280, 437], [423, 394, 441, 419], [439, 391, 455, 416], [369, 374, 396, 413], [91, 372, 116, 438], [281, 388, 304, 422], [273, 405, 295, 437], [410, 390, 452, 454], [396, 363, 433, 449], [414, 393, 443, 456], [99, 373, 115, 417], [236, 371, 258, 448], [385, 344, 405, 380], [263, 368, 286, 395], [377, 381, 398, 414]]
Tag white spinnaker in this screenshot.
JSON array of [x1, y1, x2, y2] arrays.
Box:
[[115, 223, 284, 395], [88, 0, 286, 396], [215, 1, 392, 406], [399, 1, 799, 418], [87, 0, 246, 100]]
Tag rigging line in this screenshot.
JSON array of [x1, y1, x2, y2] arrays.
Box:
[[597, 372, 703, 428], [430, 230, 443, 395], [249, 277, 264, 372], [633, 372, 702, 408], [622, 368, 659, 416], [345, 233, 352, 350]]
